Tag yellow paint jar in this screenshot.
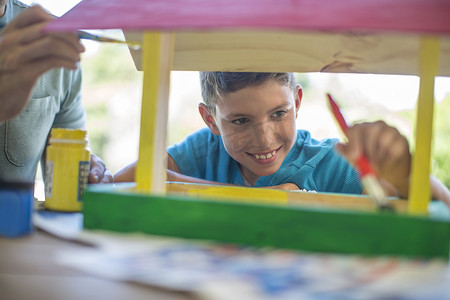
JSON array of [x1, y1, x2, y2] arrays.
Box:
[[44, 128, 91, 211]]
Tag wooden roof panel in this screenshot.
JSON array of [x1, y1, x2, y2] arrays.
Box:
[[48, 0, 450, 34]]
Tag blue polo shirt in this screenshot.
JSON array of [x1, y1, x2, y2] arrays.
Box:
[[168, 128, 363, 194]]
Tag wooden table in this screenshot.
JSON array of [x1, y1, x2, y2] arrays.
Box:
[[2, 214, 450, 300], [0, 230, 194, 300]]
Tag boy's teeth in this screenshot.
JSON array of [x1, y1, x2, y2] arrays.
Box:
[[254, 150, 277, 160]]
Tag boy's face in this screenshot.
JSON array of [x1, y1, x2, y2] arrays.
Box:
[[200, 80, 301, 186]]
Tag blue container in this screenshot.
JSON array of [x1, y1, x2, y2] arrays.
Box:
[[0, 181, 34, 237]]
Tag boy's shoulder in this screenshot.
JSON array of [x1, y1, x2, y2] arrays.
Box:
[[291, 130, 355, 179], [290, 129, 342, 166], [296, 129, 339, 148], [169, 127, 221, 151], [188, 127, 218, 141]]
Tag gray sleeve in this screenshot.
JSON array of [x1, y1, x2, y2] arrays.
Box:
[[52, 66, 87, 129]]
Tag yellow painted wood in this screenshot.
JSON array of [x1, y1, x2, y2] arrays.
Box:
[[136, 32, 159, 191], [408, 36, 440, 214], [125, 30, 450, 75], [167, 182, 288, 205], [136, 32, 174, 193], [166, 182, 408, 213]]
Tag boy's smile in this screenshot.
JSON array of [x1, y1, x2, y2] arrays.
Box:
[[247, 146, 281, 164], [200, 79, 301, 186]]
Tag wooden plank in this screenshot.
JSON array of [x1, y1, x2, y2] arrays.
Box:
[[167, 182, 287, 205], [408, 37, 440, 214], [125, 30, 450, 76], [135, 32, 173, 193], [48, 0, 450, 34], [166, 182, 408, 213], [83, 187, 450, 259]]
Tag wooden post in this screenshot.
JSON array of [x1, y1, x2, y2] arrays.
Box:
[[408, 36, 440, 214], [136, 32, 174, 193]]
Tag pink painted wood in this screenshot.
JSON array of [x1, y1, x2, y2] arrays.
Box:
[[48, 0, 450, 34]]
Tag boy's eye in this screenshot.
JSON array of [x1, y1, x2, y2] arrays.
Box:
[[272, 110, 287, 118], [231, 118, 249, 125]]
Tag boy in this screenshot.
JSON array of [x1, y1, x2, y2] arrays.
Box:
[[115, 72, 449, 204]]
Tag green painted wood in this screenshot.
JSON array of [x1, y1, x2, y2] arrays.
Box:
[[83, 188, 450, 259]]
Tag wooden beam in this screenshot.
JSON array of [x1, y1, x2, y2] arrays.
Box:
[[166, 182, 408, 213], [83, 186, 450, 259], [125, 30, 450, 76], [408, 36, 440, 214], [135, 32, 174, 193]]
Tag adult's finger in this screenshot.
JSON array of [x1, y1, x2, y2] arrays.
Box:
[[20, 36, 82, 64], [0, 57, 79, 121], [3, 5, 54, 34], [2, 21, 83, 51], [25, 57, 79, 81], [5, 5, 53, 32], [1, 37, 82, 71], [2, 4, 83, 56]]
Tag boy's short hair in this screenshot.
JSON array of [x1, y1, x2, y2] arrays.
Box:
[[200, 72, 297, 115]]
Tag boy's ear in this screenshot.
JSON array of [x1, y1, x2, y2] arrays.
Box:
[[198, 103, 220, 135], [295, 84, 303, 118]]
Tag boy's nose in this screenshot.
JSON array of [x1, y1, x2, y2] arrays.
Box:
[[252, 121, 274, 149]]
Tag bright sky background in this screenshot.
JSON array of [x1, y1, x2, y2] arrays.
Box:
[[23, 0, 81, 16]]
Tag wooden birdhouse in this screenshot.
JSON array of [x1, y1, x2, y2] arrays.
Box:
[[48, 0, 450, 258]]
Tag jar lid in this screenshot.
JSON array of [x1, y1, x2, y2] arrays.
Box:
[[49, 128, 87, 140]]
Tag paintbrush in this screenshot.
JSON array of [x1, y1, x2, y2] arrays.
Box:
[[0, 24, 140, 49], [77, 31, 141, 50], [327, 93, 392, 211]]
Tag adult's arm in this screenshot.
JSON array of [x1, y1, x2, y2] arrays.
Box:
[[0, 5, 84, 122]]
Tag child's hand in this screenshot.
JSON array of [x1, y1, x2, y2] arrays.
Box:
[[335, 121, 411, 197], [266, 183, 300, 191], [89, 154, 114, 183]]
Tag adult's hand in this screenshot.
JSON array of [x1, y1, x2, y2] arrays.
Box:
[[89, 154, 114, 184], [0, 5, 84, 122]]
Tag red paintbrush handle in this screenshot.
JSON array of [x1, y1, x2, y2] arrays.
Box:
[[327, 93, 349, 134], [355, 155, 375, 177]]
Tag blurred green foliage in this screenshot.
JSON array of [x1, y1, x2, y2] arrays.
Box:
[[82, 42, 140, 86], [433, 96, 450, 188], [81, 38, 141, 158], [295, 73, 311, 91], [85, 102, 108, 158], [401, 95, 450, 189]]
